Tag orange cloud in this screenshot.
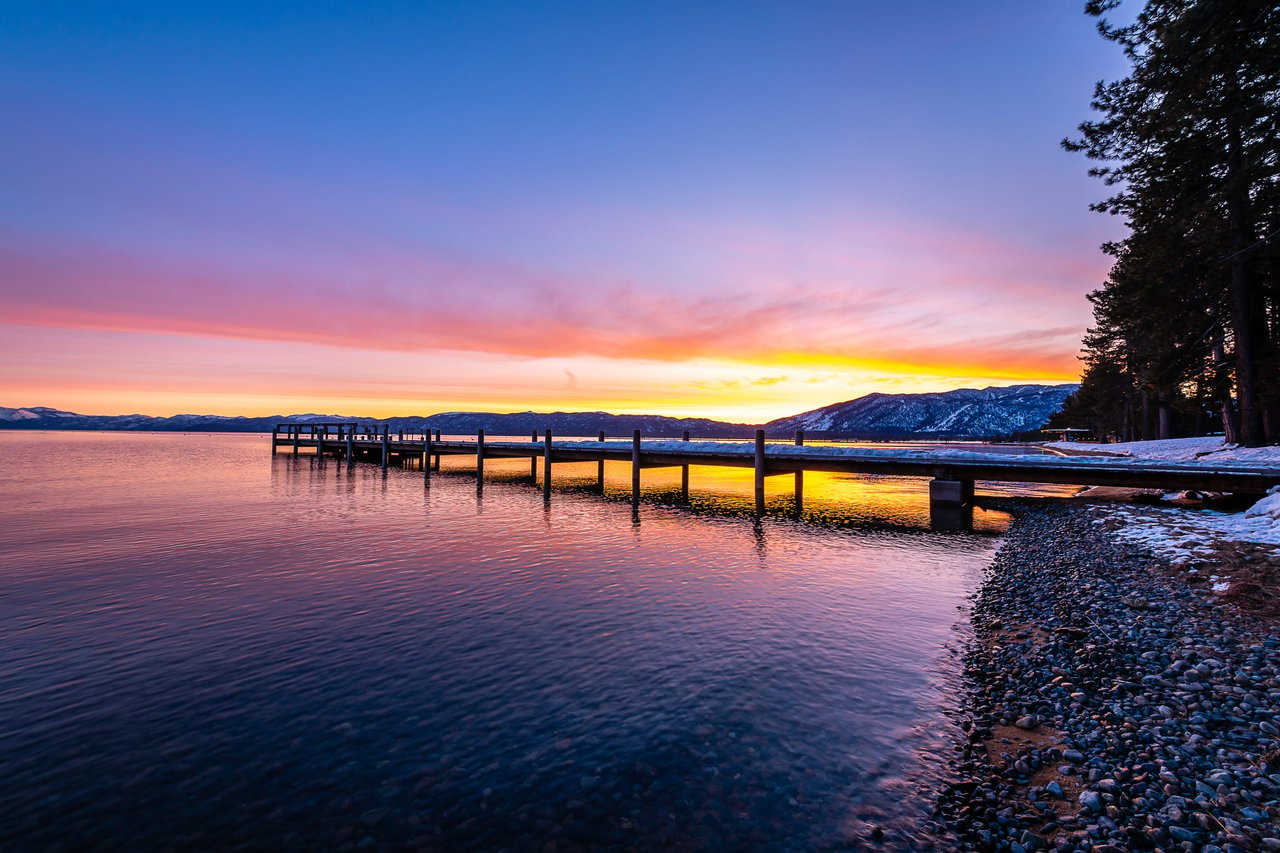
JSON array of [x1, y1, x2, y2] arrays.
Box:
[[0, 232, 1089, 381]]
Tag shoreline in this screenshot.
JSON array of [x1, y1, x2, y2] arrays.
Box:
[[934, 501, 1280, 852]]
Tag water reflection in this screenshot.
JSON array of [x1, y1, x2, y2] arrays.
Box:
[[0, 432, 1015, 850], [427, 451, 1041, 533]]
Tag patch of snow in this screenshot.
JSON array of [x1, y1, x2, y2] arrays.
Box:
[[1243, 487, 1280, 521], [1094, 497, 1280, 569], [1048, 436, 1280, 466]]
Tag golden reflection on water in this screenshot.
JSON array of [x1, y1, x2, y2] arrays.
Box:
[[395, 444, 1079, 535]]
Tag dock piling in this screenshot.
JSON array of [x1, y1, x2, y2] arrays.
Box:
[[597, 430, 606, 492], [754, 429, 766, 516], [631, 430, 642, 506], [346, 428, 354, 467], [543, 430, 553, 502], [929, 478, 974, 507], [531, 430, 539, 479], [476, 429, 485, 483], [381, 426, 389, 470], [680, 430, 690, 502], [794, 430, 805, 514], [292, 426, 299, 456]]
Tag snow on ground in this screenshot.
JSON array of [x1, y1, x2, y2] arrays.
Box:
[[1061, 436, 1280, 588], [1048, 435, 1280, 465], [1095, 492, 1280, 561]]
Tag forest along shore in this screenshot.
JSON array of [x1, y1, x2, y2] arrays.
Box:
[[934, 502, 1280, 853]]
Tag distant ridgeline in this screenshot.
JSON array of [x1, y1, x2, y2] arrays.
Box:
[[0, 384, 1077, 440]]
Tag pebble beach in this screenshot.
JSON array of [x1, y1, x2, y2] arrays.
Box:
[[934, 501, 1280, 853]]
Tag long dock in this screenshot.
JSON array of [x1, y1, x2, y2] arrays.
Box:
[[271, 423, 1280, 527]]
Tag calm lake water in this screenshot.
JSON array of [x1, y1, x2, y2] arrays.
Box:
[[0, 432, 1037, 851]]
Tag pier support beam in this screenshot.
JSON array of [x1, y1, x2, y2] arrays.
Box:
[[381, 426, 389, 471], [346, 429, 354, 467], [476, 429, 485, 485], [930, 501, 974, 532], [754, 429, 766, 516], [631, 430, 642, 506], [292, 427, 299, 456], [794, 430, 804, 514], [271, 425, 278, 455], [929, 478, 974, 507], [423, 433, 431, 480], [597, 430, 606, 493], [543, 430, 553, 502], [317, 427, 325, 459], [680, 430, 690, 502]]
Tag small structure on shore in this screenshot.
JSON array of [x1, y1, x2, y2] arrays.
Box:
[[1042, 427, 1092, 442]]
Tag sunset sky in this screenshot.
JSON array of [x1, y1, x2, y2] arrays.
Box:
[[0, 1, 1127, 421]]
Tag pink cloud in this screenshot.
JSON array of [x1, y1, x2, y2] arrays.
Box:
[[0, 228, 1089, 376]]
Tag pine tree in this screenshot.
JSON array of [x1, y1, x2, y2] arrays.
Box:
[[1066, 0, 1280, 445]]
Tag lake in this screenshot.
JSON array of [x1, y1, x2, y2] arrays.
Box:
[[0, 431, 1027, 850]]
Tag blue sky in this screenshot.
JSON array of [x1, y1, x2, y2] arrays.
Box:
[[0, 1, 1132, 417]]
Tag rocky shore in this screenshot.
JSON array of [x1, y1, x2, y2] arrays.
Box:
[[934, 502, 1280, 852]]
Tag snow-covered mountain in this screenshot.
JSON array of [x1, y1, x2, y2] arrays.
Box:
[[764, 384, 1077, 438], [0, 406, 755, 437], [1, 384, 1076, 438], [0, 406, 83, 420]]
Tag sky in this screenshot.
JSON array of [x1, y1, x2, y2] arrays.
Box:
[[0, 1, 1131, 421]]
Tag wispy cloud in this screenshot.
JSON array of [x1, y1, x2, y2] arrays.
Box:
[[0, 230, 1090, 378]]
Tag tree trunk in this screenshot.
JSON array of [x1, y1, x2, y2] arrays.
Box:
[[1157, 396, 1172, 440], [1221, 397, 1239, 445], [1225, 99, 1267, 445]]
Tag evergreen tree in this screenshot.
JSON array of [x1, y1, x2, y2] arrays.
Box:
[[1066, 0, 1280, 445]]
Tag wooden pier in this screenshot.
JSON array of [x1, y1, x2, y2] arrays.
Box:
[[271, 424, 1280, 527]]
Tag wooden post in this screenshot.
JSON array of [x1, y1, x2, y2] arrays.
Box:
[[271, 424, 278, 455], [794, 429, 804, 514], [631, 429, 642, 506], [292, 425, 299, 456], [316, 426, 325, 458], [681, 429, 690, 502], [597, 430, 606, 492], [381, 425, 389, 470], [346, 428, 354, 466], [423, 432, 431, 479], [543, 429, 553, 502], [476, 429, 485, 481], [929, 478, 974, 507], [754, 429, 766, 516], [531, 430, 539, 480]]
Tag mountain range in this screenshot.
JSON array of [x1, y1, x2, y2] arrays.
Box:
[[0, 383, 1077, 439]]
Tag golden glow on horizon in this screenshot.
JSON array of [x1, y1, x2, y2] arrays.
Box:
[[0, 322, 1080, 422]]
